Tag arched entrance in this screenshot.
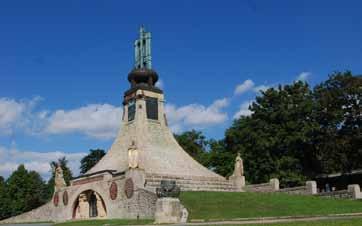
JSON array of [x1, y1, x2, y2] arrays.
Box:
[[72, 190, 107, 219]]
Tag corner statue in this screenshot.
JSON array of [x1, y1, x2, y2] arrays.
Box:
[[233, 152, 244, 177], [54, 164, 66, 190]]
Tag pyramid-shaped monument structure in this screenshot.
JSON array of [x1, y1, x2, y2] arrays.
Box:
[[1, 27, 237, 224], [86, 26, 230, 190]]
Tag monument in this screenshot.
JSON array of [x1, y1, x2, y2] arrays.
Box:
[[1, 27, 242, 223]]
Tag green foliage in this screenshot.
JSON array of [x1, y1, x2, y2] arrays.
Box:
[[180, 191, 362, 221], [46, 157, 73, 199], [175, 130, 210, 167], [80, 149, 106, 174], [3, 165, 48, 219]]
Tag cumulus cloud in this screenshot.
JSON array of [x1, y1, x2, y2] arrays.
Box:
[[155, 79, 164, 89], [45, 104, 122, 139], [296, 72, 311, 82], [253, 85, 269, 93], [165, 98, 229, 133], [0, 146, 86, 179], [234, 79, 255, 95], [233, 101, 253, 119]]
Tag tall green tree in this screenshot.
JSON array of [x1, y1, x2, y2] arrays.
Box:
[[223, 81, 318, 186], [0, 176, 9, 220], [175, 130, 210, 167], [313, 71, 362, 173], [80, 149, 106, 174], [5, 165, 47, 218]]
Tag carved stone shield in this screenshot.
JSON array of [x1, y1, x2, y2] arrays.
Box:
[[53, 192, 59, 206], [110, 182, 118, 200], [63, 191, 68, 206], [124, 178, 134, 199]]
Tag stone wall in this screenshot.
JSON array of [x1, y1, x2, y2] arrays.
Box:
[[278, 181, 317, 195], [245, 178, 279, 193]]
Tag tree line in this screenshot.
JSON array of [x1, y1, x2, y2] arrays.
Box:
[[0, 71, 360, 220]]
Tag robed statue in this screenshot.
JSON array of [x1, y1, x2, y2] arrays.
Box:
[[232, 153, 244, 177], [54, 163, 66, 190]]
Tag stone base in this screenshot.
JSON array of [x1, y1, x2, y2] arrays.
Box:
[[126, 168, 146, 189], [154, 198, 182, 224], [229, 175, 245, 192]]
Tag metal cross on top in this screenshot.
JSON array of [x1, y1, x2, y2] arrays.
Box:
[[134, 26, 152, 69]]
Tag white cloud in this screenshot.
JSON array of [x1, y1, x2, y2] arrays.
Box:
[[45, 104, 122, 139], [0, 146, 86, 179], [165, 98, 229, 132], [234, 79, 255, 95], [253, 85, 269, 93], [233, 101, 253, 119], [296, 72, 311, 82]]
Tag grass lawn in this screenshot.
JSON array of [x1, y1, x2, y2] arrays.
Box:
[[54, 219, 152, 226], [180, 191, 362, 221], [222, 218, 362, 226]]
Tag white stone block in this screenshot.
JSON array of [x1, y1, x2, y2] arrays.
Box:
[[269, 178, 279, 191], [229, 175, 245, 192], [348, 184, 362, 199], [154, 198, 182, 224], [306, 181, 317, 194]]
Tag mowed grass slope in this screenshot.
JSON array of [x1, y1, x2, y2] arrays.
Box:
[[180, 191, 362, 220]]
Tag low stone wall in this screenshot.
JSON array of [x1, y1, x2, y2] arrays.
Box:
[[245, 178, 279, 193], [278, 181, 317, 195], [316, 184, 362, 200]]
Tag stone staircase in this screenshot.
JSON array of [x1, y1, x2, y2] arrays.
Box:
[[145, 173, 236, 192]]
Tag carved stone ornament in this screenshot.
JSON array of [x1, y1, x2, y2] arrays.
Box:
[[110, 182, 118, 200], [156, 180, 180, 198], [63, 190, 68, 206], [124, 178, 134, 199], [53, 192, 59, 207]]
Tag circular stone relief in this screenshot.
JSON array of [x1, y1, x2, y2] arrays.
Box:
[[53, 192, 59, 207], [110, 182, 118, 200], [63, 191, 68, 206], [124, 178, 134, 199]]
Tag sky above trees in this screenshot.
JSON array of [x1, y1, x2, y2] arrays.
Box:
[[0, 0, 362, 179]]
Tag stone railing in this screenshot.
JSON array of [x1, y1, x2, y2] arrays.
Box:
[[278, 181, 317, 195], [245, 178, 280, 193], [316, 184, 362, 200]]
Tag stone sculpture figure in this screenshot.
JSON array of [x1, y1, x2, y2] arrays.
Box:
[[128, 142, 139, 169], [233, 152, 244, 177], [95, 193, 106, 218], [77, 194, 89, 219], [54, 164, 66, 190]]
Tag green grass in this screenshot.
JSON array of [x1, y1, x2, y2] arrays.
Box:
[[54, 219, 152, 226], [216, 218, 362, 226], [180, 191, 362, 221]]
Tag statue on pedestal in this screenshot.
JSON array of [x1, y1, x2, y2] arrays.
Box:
[[232, 152, 244, 177], [54, 163, 66, 190]]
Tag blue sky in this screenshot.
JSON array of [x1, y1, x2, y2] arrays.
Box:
[[0, 0, 361, 179]]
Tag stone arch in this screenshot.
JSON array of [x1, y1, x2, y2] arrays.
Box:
[[72, 189, 107, 219]]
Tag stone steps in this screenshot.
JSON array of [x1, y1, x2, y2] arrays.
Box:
[[145, 177, 237, 192]]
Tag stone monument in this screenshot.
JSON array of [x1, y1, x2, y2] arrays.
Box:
[[54, 163, 66, 191], [1, 27, 239, 224], [229, 153, 246, 191]]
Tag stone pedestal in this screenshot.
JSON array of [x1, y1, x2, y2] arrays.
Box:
[[306, 181, 317, 195], [229, 175, 245, 192], [269, 178, 280, 191], [154, 198, 182, 224], [126, 168, 145, 189], [348, 184, 362, 200]]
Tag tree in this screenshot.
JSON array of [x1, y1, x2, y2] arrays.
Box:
[[175, 130, 210, 167], [313, 71, 362, 173], [223, 81, 318, 187], [46, 157, 73, 199], [80, 149, 106, 174], [5, 165, 48, 218], [0, 176, 9, 220]]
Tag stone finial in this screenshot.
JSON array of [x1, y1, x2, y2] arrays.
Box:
[[54, 163, 66, 191], [232, 152, 244, 177], [128, 141, 139, 169]]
